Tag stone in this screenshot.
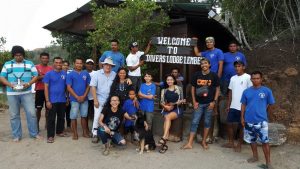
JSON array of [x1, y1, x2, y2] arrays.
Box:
[[284, 67, 298, 76], [268, 123, 287, 146]]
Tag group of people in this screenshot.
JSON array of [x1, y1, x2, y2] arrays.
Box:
[[0, 37, 275, 168]]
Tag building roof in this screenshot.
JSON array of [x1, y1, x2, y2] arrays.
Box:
[[43, 1, 213, 35]]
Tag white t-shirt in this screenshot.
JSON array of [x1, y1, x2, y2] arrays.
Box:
[[228, 73, 252, 110], [126, 51, 144, 76], [88, 70, 96, 100]]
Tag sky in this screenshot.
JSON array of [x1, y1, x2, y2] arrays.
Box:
[[0, 0, 90, 50]]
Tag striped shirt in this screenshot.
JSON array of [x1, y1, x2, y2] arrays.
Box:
[[0, 59, 38, 95]]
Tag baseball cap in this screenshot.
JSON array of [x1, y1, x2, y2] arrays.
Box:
[[233, 60, 245, 66], [86, 59, 94, 64]]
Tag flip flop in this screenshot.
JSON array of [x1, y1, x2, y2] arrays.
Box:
[[47, 137, 54, 143]]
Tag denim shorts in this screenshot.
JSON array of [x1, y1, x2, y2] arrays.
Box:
[[98, 129, 124, 145], [70, 100, 88, 119], [190, 103, 213, 133], [244, 121, 269, 144], [227, 108, 241, 123]]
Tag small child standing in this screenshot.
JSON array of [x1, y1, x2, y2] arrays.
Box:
[[138, 72, 156, 130], [122, 89, 139, 142]]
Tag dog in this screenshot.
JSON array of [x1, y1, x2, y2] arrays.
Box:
[[135, 111, 156, 154]]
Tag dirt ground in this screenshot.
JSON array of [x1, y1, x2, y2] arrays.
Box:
[[0, 108, 299, 169]]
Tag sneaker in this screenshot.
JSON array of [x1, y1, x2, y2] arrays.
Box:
[[12, 138, 20, 142], [92, 136, 99, 143], [34, 135, 44, 141]]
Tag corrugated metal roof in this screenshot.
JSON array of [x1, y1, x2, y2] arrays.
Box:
[[43, 1, 213, 35]]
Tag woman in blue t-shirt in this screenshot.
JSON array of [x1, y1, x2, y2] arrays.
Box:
[[158, 74, 185, 153]]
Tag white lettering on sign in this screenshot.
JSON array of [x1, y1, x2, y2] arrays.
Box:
[[167, 46, 178, 54], [157, 37, 192, 46], [146, 55, 202, 65]]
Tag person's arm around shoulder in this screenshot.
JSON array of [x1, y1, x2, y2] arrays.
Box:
[[217, 49, 224, 78], [43, 73, 52, 109], [192, 37, 201, 57], [90, 71, 99, 108], [98, 52, 107, 69]]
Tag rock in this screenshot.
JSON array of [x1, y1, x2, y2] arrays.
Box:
[[284, 67, 298, 76], [268, 123, 287, 146]]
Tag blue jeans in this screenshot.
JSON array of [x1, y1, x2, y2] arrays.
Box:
[[97, 129, 124, 145], [190, 103, 213, 133], [70, 101, 88, 119], [7, 93, 38, 139]]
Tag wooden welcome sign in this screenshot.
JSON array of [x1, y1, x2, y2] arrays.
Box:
[[145, 37, 202, 65]]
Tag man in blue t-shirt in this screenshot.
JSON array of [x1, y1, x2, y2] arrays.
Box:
[[43, 57, 68, 143], [221, 41, 247, 95], [66, 58, 91, 140], [194, 37, 224, 78], [99, 39, 125, 72], [240, 71, 275, 169]]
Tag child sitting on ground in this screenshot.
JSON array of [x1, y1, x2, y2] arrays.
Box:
[[122, 89, 139, 142]]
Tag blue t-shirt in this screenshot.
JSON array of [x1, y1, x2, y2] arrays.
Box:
[[122, 99, 138, 127], [66, 70, 91, 102], [43, 70, 67, 103], [99, 51, 125, 72], [139, 83, 156, 112], [201, 48, 224, 73], [221, 52, 247, 82], [240, 86, 275, 123]]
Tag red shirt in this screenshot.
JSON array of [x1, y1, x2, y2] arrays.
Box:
[[35, 64, 53, 91]]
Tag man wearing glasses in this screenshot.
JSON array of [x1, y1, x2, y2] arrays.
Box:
[[0, 45, 42, 142]]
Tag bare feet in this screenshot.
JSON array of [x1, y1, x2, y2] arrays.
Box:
[[267, 163, 274, 169], [34, 135, 44, 141], [180, 144, 193, 150], [221, 143, 234, 148], [234, 143, 242, 152], [201, 141, 209, 150], [72, 134, 78, 140], [247, 157, 258, 163], [83, 133, 91, 138]]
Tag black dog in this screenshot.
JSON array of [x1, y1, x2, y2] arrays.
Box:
[[135, 111, 156, 154]]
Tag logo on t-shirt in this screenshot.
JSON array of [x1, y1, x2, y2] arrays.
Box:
[[108, 116, 120, 130], [61, 75, 65, 79], [259, 92, 266, 98], [82, 75, 87, 81], [209, 54, 215, 59], [235, 56, 241, 60]]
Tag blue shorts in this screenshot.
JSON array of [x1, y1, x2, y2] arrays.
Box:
[[244, 121, 269, 144], [161, 106, 182, 117], [70, 101, 88, 119], [227, 108, 241, 123]]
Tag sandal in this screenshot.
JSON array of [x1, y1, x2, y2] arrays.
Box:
[[47, 137, 54, 143], [159, 144, 168, 153], [57, 132, 69, 137], [158, 137, 167, 146]]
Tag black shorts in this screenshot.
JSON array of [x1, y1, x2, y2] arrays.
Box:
[[227, 108, 241, 123], [35, 90, 46, 109]]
